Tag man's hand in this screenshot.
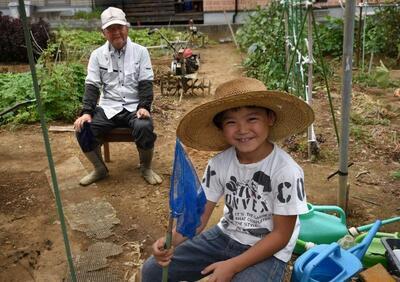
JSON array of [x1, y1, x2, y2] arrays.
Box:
[[73, 114, 92, 132], [201, 260, 237, 282], [152, 237, 174, 267], [136, 108, 150, 119]]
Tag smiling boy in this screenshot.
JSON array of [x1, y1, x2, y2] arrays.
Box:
[[142, 77, 315, 281]]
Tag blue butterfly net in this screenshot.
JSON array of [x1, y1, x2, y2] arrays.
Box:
[[169, 139, 207, 239]]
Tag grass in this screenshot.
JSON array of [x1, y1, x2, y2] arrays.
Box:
[[350, 125, 371, 143], [392, 170, 400, 180]]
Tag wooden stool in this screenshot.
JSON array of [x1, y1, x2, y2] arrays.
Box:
[[103, 127, 134, 162]]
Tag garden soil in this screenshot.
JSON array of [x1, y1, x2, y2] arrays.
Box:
[[1, 43, 399, 281]]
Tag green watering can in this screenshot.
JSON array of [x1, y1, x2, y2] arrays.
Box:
[[295, 213, 400, 257], [294, 203, 348, 254]]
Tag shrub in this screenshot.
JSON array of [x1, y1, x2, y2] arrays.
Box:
[[353, 61, 400, 88], [0, 62, 85, 124], [316, 16, 343, 57], [236, 4, 286, 89], [38, 63, 85, 121], [0, 12, 50, 63], [43, 28, 185, 63], [0, 72, 34, 123], [365, 7, 400, 58], [73, 9, 102, 20]]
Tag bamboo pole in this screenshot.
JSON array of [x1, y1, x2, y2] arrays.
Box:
[[18, 1, 77, 280], [223, 10, 239, 49], [162, 216, 174, 282], [284, 7, 290, 74]]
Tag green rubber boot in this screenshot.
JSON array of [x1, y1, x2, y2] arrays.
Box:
[[79, 146, 109, 186], [137, 147, 163, 185]]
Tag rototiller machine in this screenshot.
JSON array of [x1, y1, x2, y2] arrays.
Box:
[[148, 28, 211, 101]]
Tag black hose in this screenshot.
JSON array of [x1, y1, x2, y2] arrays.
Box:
[[0, 99, 36, 117]]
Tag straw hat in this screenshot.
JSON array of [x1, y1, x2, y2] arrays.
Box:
[[177, 77, 315, 151]]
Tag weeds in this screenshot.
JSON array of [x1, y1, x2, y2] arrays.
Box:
[[391, 170, 400, 180], [350, 125, 371, 143]]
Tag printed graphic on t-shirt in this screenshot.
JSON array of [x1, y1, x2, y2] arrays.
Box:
[[203, 162, 306, 239], [202, 165, 216, 188], [222, 170, 275, 238]]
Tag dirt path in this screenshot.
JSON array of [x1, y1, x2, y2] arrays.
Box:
[[1, 42, 399, 281], [0, 43, 244, 281]]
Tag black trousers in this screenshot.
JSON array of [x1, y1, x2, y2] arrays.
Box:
[[77, 107, 157, 151]]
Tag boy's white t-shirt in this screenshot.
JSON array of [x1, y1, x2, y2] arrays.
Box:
[[202, 144, 308, 262]]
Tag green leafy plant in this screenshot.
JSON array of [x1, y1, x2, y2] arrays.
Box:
[[350, 125, 371, 143], [364, 7, 400, 58], [1, 26, 192, 125], [38, 62, 85, 121], [0, 62, 85, 124], [236, 5, 338, 92], [0, 72, 34, 123], [392, 170, 400, 180], [43, 28, 185, 63], [236, 4, 286, 89], [351, 112, 390, 126], [353, 61, 400, 88], [316, 16, 344, 57], [73, 9, 102, 20]]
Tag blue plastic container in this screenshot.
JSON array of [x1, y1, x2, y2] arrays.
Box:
[[292, 243, 363, 282], [292, 220, 382, 282]]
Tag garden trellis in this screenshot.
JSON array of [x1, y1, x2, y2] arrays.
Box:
[[256, 0, 375, 211], [281, 0, 400, 211], [355, 1, 400, 72], [281, 0, 340, 156], [236, 0, 343, 202], [281, 0, 356, 212]]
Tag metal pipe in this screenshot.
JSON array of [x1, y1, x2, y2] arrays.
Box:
[[284, 7, 290, 73], [306, 2, 316, 159], [338, 0, 356, 212], [355, 2, 363, 68], [357, 216, 400, 233], [232, 0, 238, 24], [361, 0, 368, 72]]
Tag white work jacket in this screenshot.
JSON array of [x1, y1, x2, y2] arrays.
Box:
[[85, 37, 154, 119]]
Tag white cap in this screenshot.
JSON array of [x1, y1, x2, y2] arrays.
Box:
[[101, 7, 129, 30]]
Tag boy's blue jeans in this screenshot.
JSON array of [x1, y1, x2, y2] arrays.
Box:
[[141, 225, 286, 282]]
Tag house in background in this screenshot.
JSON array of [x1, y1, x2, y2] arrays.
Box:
[[0, 0, 389, 25], [0, 0, 92, 19]]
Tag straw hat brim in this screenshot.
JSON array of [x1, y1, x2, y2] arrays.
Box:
[[177, 90, 315, 151]]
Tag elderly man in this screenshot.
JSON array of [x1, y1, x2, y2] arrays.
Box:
[[74, 7, 162, 186]]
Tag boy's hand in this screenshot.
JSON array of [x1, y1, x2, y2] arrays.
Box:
[[152, 237, 174, 267], [201, 260, 237, 282]]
